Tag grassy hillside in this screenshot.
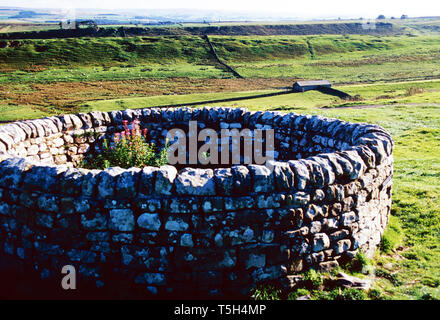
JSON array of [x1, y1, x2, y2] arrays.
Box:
[[1, 34, 440, 86], [0, 36, 213, 68], [213, 35, 440, 82], [0, 22, 396, 40]]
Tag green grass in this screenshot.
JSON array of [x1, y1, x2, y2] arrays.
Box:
[[210, 35, 440, 83], [0, 103, 49, 121], [0, 63, 228, 84], [2, 35, 440, 85], [0, 36, 231, 83]]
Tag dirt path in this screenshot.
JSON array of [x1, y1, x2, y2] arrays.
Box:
[[321, 103, 440, 110]]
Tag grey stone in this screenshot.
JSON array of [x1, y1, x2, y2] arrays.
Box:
[[248, 165, 274, 193], [137, 213, 161, 231], [292, 192, 310, 205], [335, 272, 371, 290], [214, 168, 234, 195], [115, 168, 141, 198], [165, 217, 189, 232], [334, 239, 352, 254], [97, 167, 125, 198], [262, 230, 274, 243], [231, 165, 251, 194], [23, 165, 68, 193], [246, 253, 266, 269], [214, 233, 224, 247], [288, 161, 310, 190], [273, 162, 295, 190], [312, 233, 330, 252], [0, 157, 34, 189], [340, 150, 367, 180], [59, 168, 84, 197], [175, 168, 215, 196], [109, 209, 135, 231], [305, 204, 324, 221], [81, 213, 107, 230], [36, 212, 53, 228], [154, 165, 177, 195], [139, 167, 158, 195], [180, 233, 194, 247], [341, 211, 357, 227], [37, 194, 59, 212]]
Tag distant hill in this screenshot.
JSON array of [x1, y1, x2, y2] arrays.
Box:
[[0, 22, 395, 40]]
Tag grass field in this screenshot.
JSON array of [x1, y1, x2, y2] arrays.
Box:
[[211, 35, 440, 82], [1, 35, 440, 85]]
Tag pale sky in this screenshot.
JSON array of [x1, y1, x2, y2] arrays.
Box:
[[1, 0, 439, 19]]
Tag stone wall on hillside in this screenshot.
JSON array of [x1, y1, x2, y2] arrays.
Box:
[[0, 107, 393, 297]]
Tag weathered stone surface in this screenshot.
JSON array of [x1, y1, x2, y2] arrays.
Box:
[[273, 161, 295, 190], [175, 168, 215, 196], [334, 239, 352, 254], [288, 160, 310, 190], [109, 209, 135, 231], [231, 165, 252, 194], [248, 165, 274, 193], [341, 211, 358, 227], [115, 168, 141, 198], [97, 167, 125, 198], [0, 157, 34, 188], [335, 272, 371, 290], [137, 213, 161, 231], [37, 194, 59, 212], [23, 165, 68, 193], [180, 233, 194, 247], [59, 168, 84, 197], [312, 233, 330, 252], [36, 212, 54, 228], [139, 167, 158, 195], [164, 216, 189, 232], [154, 165, 177, 195], [214, 168, 234, 195], [81, 212, 107, 230]]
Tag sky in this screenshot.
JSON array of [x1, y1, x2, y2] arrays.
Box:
[[1, 0, 439, 19]]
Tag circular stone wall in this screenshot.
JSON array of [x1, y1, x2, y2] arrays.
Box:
[[0, 107, 393, 298]]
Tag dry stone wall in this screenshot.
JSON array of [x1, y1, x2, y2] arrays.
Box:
[[0, 107, 393, 298]]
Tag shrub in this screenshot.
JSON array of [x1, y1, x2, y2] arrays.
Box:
[[80, 119, 168, 169], [335, 288, 367, 300], [303, 269, 324, 290], [287, 288, 311, 300], [252, 284, 281, 300], [348, 252, 370, 272], [368, 288, 383, 300]]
